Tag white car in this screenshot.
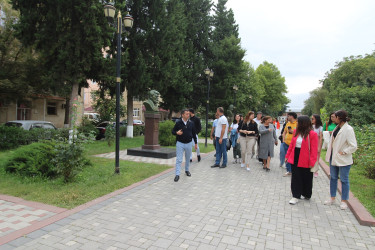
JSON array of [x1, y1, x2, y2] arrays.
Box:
[[5, 120, 57, 130]]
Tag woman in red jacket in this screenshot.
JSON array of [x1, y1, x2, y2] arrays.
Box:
[[285, 115, 318, 205]]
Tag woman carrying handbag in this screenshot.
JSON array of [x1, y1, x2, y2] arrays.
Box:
[[285, 115, 318, 205]]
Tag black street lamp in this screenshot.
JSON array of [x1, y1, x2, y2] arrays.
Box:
[[104, 1, 134, 174], [204, 68, 214, 148], [233, 85, 238, 114]]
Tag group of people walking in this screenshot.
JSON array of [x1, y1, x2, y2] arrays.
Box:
[[171, 107, 358, 210]]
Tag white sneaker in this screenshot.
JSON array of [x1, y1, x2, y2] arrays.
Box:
[[283, 172, 292, 177], [238, 159, 242, 164], [324, 199, 335, 205], [246, 167, 250, 171], [241, 163, 245, 168], [340, 202, 348, 210], [289, 198, 298, 205]]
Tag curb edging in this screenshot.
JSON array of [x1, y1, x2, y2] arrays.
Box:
[[319, 158, 375, 227]]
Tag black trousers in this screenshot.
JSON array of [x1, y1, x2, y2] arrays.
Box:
[[291, 148, 313, 199]]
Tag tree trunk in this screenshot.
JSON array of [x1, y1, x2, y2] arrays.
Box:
[[64, 98, 70, 127], [126, 91, 133, 138], [69, 82, 80, 128]]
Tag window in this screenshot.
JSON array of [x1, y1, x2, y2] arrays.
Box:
[[133, 108, 140, 117], [47, 102, 57, 115]]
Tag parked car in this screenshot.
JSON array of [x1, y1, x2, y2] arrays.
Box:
[[122, 119, 145, 126], [5, 120, 57, 130], [83, 113, 100, 123], [95, 121, 126, 140]]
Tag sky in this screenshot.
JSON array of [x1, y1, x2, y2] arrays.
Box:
[[221, 0, 375, 109]]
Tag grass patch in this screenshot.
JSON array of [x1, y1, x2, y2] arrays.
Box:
[[320, 149, 375, 217], [0, 136, 171, 209]]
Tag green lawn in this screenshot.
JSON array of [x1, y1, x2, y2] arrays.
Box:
[[320, 150, 375, 217], [0, 137, 169, 209], [0, 136, 216, 209]]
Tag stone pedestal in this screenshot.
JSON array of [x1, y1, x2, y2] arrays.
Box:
[[127, 112, 176, 159], [142, 112, 161, 150]]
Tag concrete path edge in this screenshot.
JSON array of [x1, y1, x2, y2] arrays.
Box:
[[319, 158, 375, 226], [0, 167, 174, 246]]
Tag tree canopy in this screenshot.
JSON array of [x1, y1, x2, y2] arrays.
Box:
[[302, 53, 375, 125]]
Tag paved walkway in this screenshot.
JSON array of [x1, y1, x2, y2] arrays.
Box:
[[1, 143, 375, 249]]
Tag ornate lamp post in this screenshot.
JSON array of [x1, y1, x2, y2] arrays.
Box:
[[104, 1, 134, 174], [204, 68, 214, 148]]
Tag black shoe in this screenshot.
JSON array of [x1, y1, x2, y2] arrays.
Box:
[[174, 175, 179, 182], [185, 171, 191, 177], [211, 164, 220, 168], [198, 155, 201, 162], [219, 165, 227, 168], [266, 168, 270, 172], [190, 159, 192, 162], [214, 154, 216, 157]]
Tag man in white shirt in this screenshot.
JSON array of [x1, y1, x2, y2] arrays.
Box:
[[211, 107, 229, 168], [254, 111, 262, 125]]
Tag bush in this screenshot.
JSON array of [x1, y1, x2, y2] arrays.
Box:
[[78, 118, 98, 137], [134, 125, 145, 136], [200, 122, 212, 138], [5, 141, 58, 178], [120, 126, 127, 137], [0, 125, 70, 151], [0, 125, 29, 150], [52, 139, 92, 183], [159, 120, 176, 146], [353, 125, 375, 179]]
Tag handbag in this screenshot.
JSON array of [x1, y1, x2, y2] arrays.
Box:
[[308, 134, 319, 172]]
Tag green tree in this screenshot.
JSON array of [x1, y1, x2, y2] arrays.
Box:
[[321, 53, 375, 125], [182, 0, 213, 111], [0, 0, 43, 100], [149, 0, 190, 116], [209, 0, 246, 114], [301, 87, 327, 116], [11, 0, 111, 127], [254, 61, 289, 116]]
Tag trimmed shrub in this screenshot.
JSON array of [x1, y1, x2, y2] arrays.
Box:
[[5, 141, 58, 178], [0, 125, 29, 150], [159, 120, 176, 146], [134, 125, 145, 136], [120, 126, 127, 137], [200, 122, 212, 138]]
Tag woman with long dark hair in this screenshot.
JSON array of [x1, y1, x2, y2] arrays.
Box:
[[238, 111, 258, 171], [230, 114, 241, 163], [285, 115, 318, 205], [311, 114, 323, 177], [324, 110, 357, 210]]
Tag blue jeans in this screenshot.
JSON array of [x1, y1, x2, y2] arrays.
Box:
[[215, 137, 227, 166], [175, 141, 192, 176], [279, 142, 286, 166], [281, 143, 291, 172], [330, 164, 351, 200]]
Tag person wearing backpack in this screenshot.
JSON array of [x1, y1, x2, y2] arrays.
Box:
[[189, 109, 202, 162]]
